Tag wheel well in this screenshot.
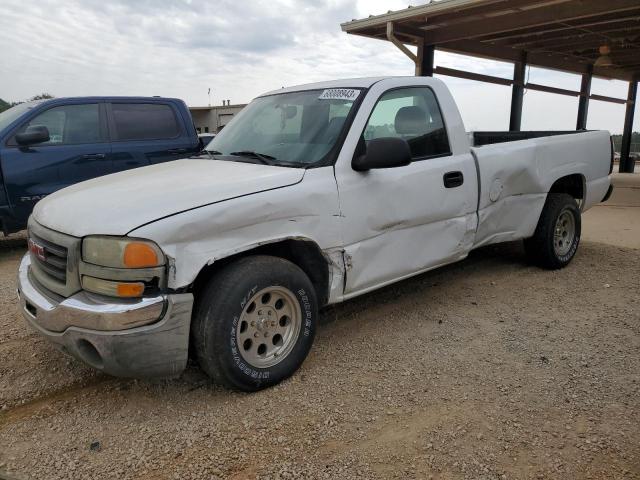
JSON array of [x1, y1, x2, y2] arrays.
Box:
[[549, 174, 584, 200], [191, 239, 331, 305]]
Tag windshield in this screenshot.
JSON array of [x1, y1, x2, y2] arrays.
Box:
[[0, 101, 43, 132], [207, 88, 361, 166]]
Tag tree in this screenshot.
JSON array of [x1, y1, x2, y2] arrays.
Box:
[[29, 93, 54, 101], [611, 132, 640, 153], [0, 93, 55, 114]]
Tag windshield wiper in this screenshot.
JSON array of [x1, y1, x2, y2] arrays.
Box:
[[193, 149, 221, 160], [227, 150, 304, 168], [229, 151, 277, 165]]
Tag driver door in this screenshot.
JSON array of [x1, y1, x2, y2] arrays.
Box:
[[335, 86, 478, 296]]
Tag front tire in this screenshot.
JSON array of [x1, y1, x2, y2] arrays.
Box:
[[192, 255, 317, 391], [524, 193, 581, 269]]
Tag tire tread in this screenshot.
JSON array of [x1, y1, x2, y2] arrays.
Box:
[[192, 255, 316, 391], [524, 193, 581, 270]]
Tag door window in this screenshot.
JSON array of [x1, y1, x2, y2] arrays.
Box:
[[364, 87, 450, 159], [111, 103, 180, 141], [13, 104, 100, 145]]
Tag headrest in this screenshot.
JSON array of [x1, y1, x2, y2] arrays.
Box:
[[322, 116, 347, 143], [327, 116, 346, 132], [394, 106, 427, 135]]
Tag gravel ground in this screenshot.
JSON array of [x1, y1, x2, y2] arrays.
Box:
[[0, 235, 638, 480], [1, 173, 639, 480]]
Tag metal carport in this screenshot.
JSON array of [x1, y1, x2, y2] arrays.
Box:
[[341, 0, 640, 172]]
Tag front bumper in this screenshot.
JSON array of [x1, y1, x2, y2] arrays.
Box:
[[17, 254, 193, 378]]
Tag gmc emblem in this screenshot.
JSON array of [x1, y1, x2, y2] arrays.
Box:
[[28, 238, 46, 262]]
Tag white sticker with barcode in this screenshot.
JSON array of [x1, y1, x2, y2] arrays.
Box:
[[318, 89, 360, 101]]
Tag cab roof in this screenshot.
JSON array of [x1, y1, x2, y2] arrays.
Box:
[[260, 77, 393, 97]]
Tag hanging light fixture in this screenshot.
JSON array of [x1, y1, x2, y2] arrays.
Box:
[[594, 45, 613, 67]]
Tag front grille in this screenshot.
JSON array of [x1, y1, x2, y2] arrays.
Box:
[[30, 233, 68, 282], [27, 219, 81, 298]]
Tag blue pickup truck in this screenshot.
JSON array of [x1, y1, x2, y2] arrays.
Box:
[[0, 97, 202, 234]]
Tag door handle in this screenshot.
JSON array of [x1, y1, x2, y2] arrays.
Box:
[[168, 148, 187, 154], [443, 171, 464, 188], [80, 153, 106, 160]]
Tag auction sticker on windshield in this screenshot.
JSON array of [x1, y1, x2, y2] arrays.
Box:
[[318, 89, 360, 101]]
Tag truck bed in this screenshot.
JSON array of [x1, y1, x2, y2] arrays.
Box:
[[469, 129, 612, 249]]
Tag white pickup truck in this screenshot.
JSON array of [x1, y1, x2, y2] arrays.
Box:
[[17, 77, 613, 391]]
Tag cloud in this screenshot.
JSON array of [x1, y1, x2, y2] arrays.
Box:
[[0, 0, 635, 133], [83, 1, 299, 53]]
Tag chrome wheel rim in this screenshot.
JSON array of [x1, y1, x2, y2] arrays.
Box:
[[554, 209, 575, 256], [236, 286, 301, 368]]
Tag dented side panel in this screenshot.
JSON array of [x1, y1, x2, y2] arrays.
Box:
[[129, 167, 344, 300], [342, 213, 476, 298], [336, 154, 479, 294], [471, 130, 611, 248], [473, 193, 547, 249], [471, 140, 544, 247]]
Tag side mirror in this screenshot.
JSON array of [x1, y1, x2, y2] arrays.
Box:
[[15, 125, 50, 146], [352, 137, 412, 172]]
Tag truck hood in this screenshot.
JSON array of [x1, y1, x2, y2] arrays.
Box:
[[33, 159, 305, 237]]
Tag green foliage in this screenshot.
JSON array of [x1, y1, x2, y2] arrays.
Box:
[[29, 93, 54, 101], [0, 93, 55, 113], [611, 132, 640, 152]]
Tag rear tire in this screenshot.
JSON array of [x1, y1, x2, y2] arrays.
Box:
[[192, 255, 317, 391], [524, 193, 581, 270]]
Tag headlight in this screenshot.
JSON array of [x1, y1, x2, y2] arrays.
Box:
[[82, 237, 165, 268], [81, 237, 165, 298]]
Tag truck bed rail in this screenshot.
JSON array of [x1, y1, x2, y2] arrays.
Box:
[[472, 130, 586, 147]]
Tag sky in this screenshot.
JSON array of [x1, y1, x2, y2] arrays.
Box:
[[0, 0, 637, 134]]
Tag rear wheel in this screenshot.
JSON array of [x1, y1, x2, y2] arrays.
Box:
[[524, 193, 581, 269], [192, 255, 317, 391]]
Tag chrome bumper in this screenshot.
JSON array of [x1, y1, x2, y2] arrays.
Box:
[[17, 254, 194, 378]]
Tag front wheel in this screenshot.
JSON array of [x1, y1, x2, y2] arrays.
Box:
[[524, 193, 581, 269], [192, 255, 317, 391]]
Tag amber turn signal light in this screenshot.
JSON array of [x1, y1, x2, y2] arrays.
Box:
[[116, 282, 146, 298], [82, 276, 146, 298], [123, 242, 159, 268]]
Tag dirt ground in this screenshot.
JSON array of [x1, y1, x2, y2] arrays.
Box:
[[581, 171, 640, 249], [0, 174, 639, 480]]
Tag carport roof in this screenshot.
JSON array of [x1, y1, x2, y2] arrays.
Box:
[[341, 0, 640, 81]]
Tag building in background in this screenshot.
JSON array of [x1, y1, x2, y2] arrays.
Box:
[[189, 101, 246, 134]]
